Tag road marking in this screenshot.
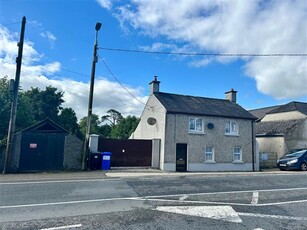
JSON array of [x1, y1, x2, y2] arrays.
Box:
[[0, 197, 140, 209], [136, 197, 307, 207], [237, 212, 307, 221], [1, 187, 307, 209], [179, 195, 189, 201], [251, 191, 259, 205], [145, 187, 307, 199], [156, 205, 242, 223], [40, 224, 82, 230], [0, 178, 120, 185]]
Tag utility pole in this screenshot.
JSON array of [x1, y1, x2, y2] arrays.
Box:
[[82, 22, 102, 170], [2, 16, 26, 174]]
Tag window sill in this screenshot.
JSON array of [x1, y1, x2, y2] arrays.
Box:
[[189, 131, 206, 135], [233, 160, 244, 164], [204, 161, 216, 164], [225, 133, 239, 137]]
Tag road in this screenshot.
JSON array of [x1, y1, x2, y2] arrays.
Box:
[[1, 172, 307, 229]]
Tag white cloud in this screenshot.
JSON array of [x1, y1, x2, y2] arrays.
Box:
[[40, 31, 57, 42], [0, 25, 146, 120], [115, 0, 307, 99], [40, 31, 57, 49], [96, 0, 113, 10]]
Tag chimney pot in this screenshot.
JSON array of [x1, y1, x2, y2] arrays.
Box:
[[149, 76, 160, 94], [225, 88, 237, 103]]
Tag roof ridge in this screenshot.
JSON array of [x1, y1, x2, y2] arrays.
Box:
[[155, 91, 229, 102]]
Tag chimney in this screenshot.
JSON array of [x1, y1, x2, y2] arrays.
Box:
[[225, 88, 237, 103], [149, 76, 160, 94]]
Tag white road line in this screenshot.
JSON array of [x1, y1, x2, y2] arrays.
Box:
[[1, 187, 307, 209], [237, 212, 307, 221], [0, 178, 120, 185], [251, 191, 259, 205], [0, 197, 140, 209], [144, 187, 307, 199], [179, 195, 189, 201], [40, 224, 82, 230], [135, 197, 307, 207]]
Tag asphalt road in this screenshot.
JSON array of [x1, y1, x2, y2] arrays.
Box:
[[1, 172, 307, 230]]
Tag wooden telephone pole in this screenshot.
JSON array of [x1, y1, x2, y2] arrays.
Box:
[[2, 16, 26, 174]]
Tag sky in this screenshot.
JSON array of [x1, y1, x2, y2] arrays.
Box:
[[0, 0, 306, 120]]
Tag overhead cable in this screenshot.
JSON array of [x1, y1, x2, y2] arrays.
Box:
[[99, 47, 307, 57]]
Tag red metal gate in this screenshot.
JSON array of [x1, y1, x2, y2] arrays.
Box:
[[98, 138, 152, 167]]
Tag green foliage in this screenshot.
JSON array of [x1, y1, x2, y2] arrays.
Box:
[[23, 86, 64, 122], [101, 109, 123, 126], [59, 108, 79, 134], [79, 114, 102, 140], [111, 115, 140, 139], [0, 79, 78, 146], [1, 76, 139, 144], [0, 77, 12, 143], [79, 110, 139, 140]]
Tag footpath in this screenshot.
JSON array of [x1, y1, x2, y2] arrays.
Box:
[[0, 167, 299, 183]]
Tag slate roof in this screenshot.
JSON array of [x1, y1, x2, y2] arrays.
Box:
[[154, 92, 256, 120], [249, 106, 279, 120], [256, 119, 304, 136], [267, 102, 307, 115]]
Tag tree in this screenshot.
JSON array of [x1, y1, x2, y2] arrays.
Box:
[[79, 114, 102, 140], [59, 108, 79, 134], [0, 77, 12, 145], [111, 115, 140, 139], [101, 109, 123, 126], [23, 86, 64, 122]]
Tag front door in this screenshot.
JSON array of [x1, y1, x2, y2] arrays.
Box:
[[176, 143, 187, 172]]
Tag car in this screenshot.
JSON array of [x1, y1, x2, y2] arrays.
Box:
[[277, 149, 307, 171]]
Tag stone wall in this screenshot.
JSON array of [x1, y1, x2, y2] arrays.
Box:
[[63, 135, 84, 170]]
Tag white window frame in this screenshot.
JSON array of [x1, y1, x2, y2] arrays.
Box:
[[204, 146, 215, 163], [225, 121, 238, 135], [233, 146, 243, 163], [189, 117, 204, 133]]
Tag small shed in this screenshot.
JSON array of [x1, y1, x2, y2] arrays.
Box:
[[9, 118, 70, 172]]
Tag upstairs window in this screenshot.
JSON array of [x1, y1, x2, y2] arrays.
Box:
[[189, 117, 204, 133], [225, 121, 238, 135]]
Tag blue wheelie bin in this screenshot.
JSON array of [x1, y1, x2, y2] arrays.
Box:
[[101, 152, 112, 170]]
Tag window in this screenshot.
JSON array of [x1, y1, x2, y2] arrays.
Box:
[[225, 121, 238, 135], [189, 117, 204, 133], [205, 146, 215, 162], [233, 147, 242, 162]]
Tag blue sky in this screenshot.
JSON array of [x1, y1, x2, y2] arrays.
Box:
[[0, 0, 306, 119]]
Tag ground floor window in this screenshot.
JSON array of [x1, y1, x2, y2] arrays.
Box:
[[233, 147, 242, 162], [205, 146, 215, 162]]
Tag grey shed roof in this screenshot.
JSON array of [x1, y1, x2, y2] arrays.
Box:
[[267, 102, 307, 115], [249, 106, 279, 120], [256, 119, 304, 136], [154, 92, 256, 120]]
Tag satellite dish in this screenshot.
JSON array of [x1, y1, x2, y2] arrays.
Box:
[[207, 123, 214, 129], [147, 117, 157, 125]]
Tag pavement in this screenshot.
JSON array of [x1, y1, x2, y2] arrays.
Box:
[[0, 167, 302, 183]]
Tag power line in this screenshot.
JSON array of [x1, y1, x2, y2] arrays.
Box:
[[99, 47, 307, 57], [98, 55, 149, 107], [1, 21, 21, 27]]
